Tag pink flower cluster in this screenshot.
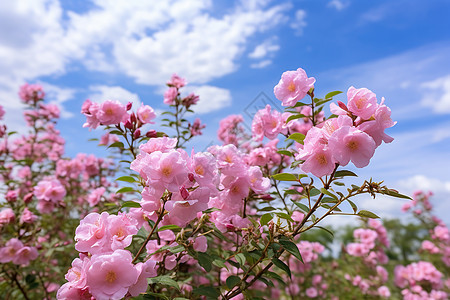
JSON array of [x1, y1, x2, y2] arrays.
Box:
[[82, 99, 156, 130], [217, 114, 247, 146], [274, 68, 316, 107], [0, 238, 38, 266], [163, 74, 199, 108], [131, 137, 218, 227], [296, 87, 395, 177], [34, 178, 67, 213], [18, 83, 45, 104]]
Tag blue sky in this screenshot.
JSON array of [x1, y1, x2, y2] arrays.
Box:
[[1, 0, 450, 225]]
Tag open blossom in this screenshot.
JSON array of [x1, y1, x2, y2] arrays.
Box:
[[274, 68, 315, 107], [20, 207, 38, 224], [137, 103, 156, 124], [217, 114, 245, 145], [97, 100, 128, 125], [347, 86, 377, 120], [251, 105, 284, 141], [190, 118, 206, 136], [0, 208, 15, 225], [167, 73, 186, 88], [34, 178, 66, 202], [86, 250, 139, 300]]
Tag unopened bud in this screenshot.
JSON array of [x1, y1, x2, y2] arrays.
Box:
[[24, 192, 33, 204], [130, 112, 137, 124], [124, 120, 133, 130], [337, 101, 349, 111], [188, 173, 195, 182], [126, 102, 132, 111], [146, 130, 158, 138], [133, 129, 141, 139], [259, 194, 274, 201], [226, 224, 236, 231], [180, 186, 189, 200]]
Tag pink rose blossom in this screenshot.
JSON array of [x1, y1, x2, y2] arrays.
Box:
[[97, 100, 128, 125], [137, 103, 156, 124], [346, 86, 377, 120], [164, 87, 178, 105], [274, 68, 315, 107], [20, 207, 38, 224], [167, 73, 186, 88]]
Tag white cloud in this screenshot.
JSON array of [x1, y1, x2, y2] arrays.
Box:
[[183, 85, 232, 114], [41, 82, 77, 118], [249, 39, 280, 59], [327, 0, 349, 11], [250, 60, 272, 69], [397, 175, 450, 195], [290, 9, 307, 35], [88, 85, 141, 108], [421, 74, 450, 114]]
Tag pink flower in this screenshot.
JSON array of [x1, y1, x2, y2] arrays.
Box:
[[193, 236, 208, 252], [14, 246, 39, 266], [251, 105, 284, 141], [217, 114, 245, 146], [328, 126, 376, 168], [65, 256, 90, 290], [137, 104, 156, 124], [0, 105, 4, 120], [56, 282, 93, 299], [167, 73, 186, 88], [128, 260, 158, 296], [164, 87, 178, 105], [20, 207, 38, 224], [300, 147, 336, 178], [274, 68, 315, 107], [99, 133, 119, 146], [19, 83, 45, 103], [138, 137, 177, 154], [86, 187, 105, 207], [86, 250, 139, 300], [74, 212, 110, 254], [97, 100, 128, 125], [190, 118, 206, 136], [346, 86, 377, 120], [0, 208, 15, 225], [34, 179, 66, 203], [0, 238, 23, 263], [306, 287, 318, 298]]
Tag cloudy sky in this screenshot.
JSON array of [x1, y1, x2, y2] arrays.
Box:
[[1, 0, 450, 224]]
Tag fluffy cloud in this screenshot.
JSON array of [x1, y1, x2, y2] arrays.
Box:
[[421, 75, 450, 114], [88, 85, 141, 107], [290, 9, 307, 35], [183, 85, 231, 114], [327, 0, 349, 11]]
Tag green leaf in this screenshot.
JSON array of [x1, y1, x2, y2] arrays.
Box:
[[259, 206, 277, 212], [260, 213, 273, 226], [275, 212, 294, 222], [116, 176, 136, 183], [277, 150, 293, 157], [107, 141, 124, 149], [212, 259, 228, 270], [384, 189, 412, 200], [286, 114, 306, 123], [279, 239, 303, 262], [109, 130, 124, 135], [192, 286, 220, 298], [157, 225, 181, 232], [320, 188, 339, 200], [148, 275, 180, 291], [235, 253, 246, 266], [169, 245, 185, 253], [334, 170, 358, 177], [321, 204, 341, 211], [226, 275, 241, 289], [121, 201, 141, 208], [198, 252, 213, 272], [116, 187, 135, 194], [271, 258, 291, 278], [315, 226, 334, 238], [265, 271, 285, 285], [325, 90, 343, 99], [272, 173, 298, 181], [357, 210, 380, 219], [292, 201, 310, 213], [286, 133, 305, 144], [347, 199, 358, 213], [293, 102, 308, 107], [309, 188, 321, 197]]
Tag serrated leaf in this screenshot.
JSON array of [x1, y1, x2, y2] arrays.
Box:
[[121, 201, 141, 208], [116, 187, 135, 194], [309, 188, 321, 197], [226, 275, 241, 289], [116, 176, 136, 183], [357, 210, 380, 219], [279, 240, 303, 263], [157, 225, 181, 232], [384, 189, 412, 200], [192, 286, 220, 298], [235, 253, 246, 266], [320, 188, 339, 200], [334, 170, 358, 177], [260, 213, 273, 226], [272, 173, 298, 181], [277, 150, 293, 156], [286, 133, 305, 144], [325, 90, 343, 99], [149, 276, 180, 291], [198, 252, 213, 272], [107, 141, 124, 149], [286, 114, 306, 123], [272, 257, 291, 278], [292, 201, 310, 213]]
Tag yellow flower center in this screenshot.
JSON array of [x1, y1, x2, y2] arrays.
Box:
[[105, 270, 117, 283], [195, 165, 205, 176], [288, 82, 296, 92], [316, 154, 327, 165], [161, 166, 172, 177], [347, 140, 358, 151]]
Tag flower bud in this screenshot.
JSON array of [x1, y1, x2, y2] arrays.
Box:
[[24, 192, 33, 204], [146, 130, 158, 138], [130, 112, 137, 124], [133, 129, 141, 139], [188, 173, 195, 182], [126, 102, 132, 111], [180, 186, 189, 200], [124, 120, 133, 130]]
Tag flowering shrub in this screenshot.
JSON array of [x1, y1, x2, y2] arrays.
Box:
[[1, 68, 447, 299]]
